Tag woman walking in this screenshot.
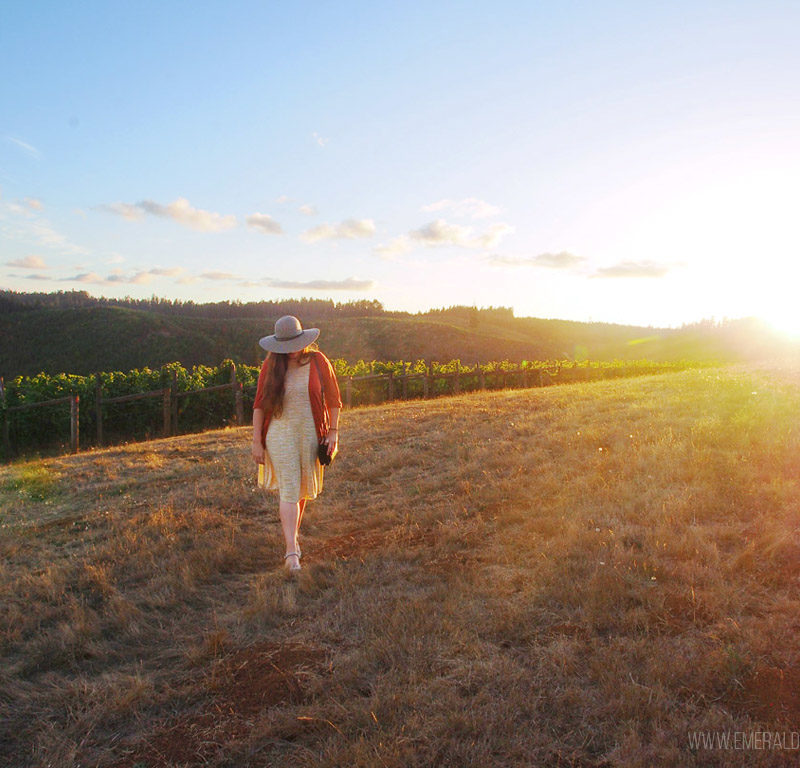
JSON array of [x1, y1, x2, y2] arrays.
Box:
[[251, 315, 342, 573]]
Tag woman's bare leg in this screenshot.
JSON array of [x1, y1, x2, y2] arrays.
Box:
[[296, 498, 307, 536], [279, 500, 300, 568]]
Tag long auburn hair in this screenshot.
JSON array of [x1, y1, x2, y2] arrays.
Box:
[[258, 345, 316, 417]]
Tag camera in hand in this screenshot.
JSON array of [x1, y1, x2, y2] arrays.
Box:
[[318, 441, 332, 466]]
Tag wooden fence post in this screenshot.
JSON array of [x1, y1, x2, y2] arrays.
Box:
[[171, 370, 179, 435], [162, 388, 171, 437], [70, 395, 80, 453], [1, 377, 9, 458], [423, 363, 430, 399], [235, 383, 244, 425], [454, 362, 461, 394], [95, 373, 103, 447], [401, 363, 408, 400], [388, 370, 394, 401], [346, 376, 352, 408], [231, 363, 244, 425]]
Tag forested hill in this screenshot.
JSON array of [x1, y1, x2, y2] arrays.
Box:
[[0, 290, 791, 378]]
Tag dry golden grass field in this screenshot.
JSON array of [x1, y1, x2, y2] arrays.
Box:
[[1, 365, 799, 767]]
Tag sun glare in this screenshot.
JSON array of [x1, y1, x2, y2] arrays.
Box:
[[761, 308, 800, 341]]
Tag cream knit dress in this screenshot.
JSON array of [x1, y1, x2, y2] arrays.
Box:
[[263, 362, 323, 503]]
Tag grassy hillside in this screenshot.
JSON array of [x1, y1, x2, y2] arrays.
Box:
[[3, 302, 794, 378], [1, 307, 561, 377], [0, 307, 261, 376], [1, 365, 798, 766], [0, 306, 640, 377]]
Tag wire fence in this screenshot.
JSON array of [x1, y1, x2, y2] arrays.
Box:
[[1, 359, 686, 460]]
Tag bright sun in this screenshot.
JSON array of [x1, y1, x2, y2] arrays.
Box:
[[760, 308, 800, 341]]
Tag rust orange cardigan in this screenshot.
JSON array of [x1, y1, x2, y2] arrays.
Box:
[[253, 350, 343, 447]]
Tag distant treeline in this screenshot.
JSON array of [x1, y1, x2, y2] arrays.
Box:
[[0, 290, 386, 319], [0, 289, 516, 323]]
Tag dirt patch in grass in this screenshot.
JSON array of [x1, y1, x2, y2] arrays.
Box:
[[112, 641, 326, 767], [728, 665, 800, 723], [314, 524, 433, 561]]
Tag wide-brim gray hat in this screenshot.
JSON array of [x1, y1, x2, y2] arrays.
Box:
[[259, 315, 320, 353]]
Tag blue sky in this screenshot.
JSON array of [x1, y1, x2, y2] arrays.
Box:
[[2, 0, 799, 330]]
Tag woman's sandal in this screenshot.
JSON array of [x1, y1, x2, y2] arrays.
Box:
[[284, 552, 301, 572]]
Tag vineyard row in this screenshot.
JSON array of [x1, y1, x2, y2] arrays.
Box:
[[1, 358, 693, 459]]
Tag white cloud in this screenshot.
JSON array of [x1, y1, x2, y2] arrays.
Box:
[[102, 197, 236, 231], [591, 260, 672, 279], [101, 202, 144, 221], [107, 271, 153, 285], [138, 198, 237, 231], [4, 135, 42, 160], [302, 224, 336, 242], [267, 277, 375, 291], [246, 213, 284, 235], [471, 223, 515, 249], [5, 255, 48, 269], [31, 220, 90, 254], [409, 219, 513, 250], [299, 204, 318, 216], [6, 202, 30, 217], [338, 219, 376, 238], [422, 197, 501, 219], [301, 218, 376, 242], [53, 266, 188, 286], [275, 195, 290, 204], [373, 236, 411, 259], [0, 202, 90, 256], [533, 251, 586, 269], [490, 251, 586, 269], [312, 132, 330, 147], [62, 272, 105, 283], [24, 198, 43, 211], [200, 270, 240, 281], [410, 219, 467, 246]]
